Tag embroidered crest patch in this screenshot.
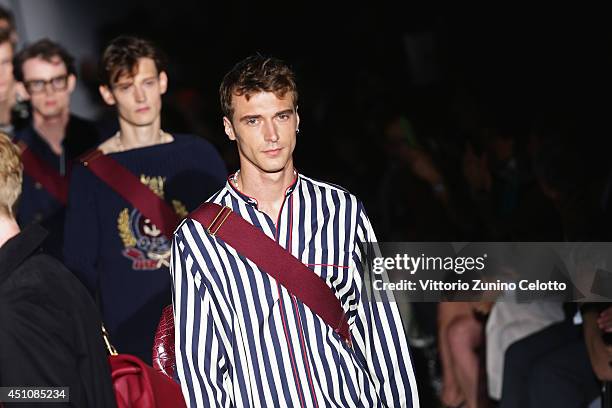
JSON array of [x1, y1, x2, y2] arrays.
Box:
[[118, 175, 188, 270]]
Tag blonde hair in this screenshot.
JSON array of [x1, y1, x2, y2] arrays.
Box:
[[0, 132, 22, 217]]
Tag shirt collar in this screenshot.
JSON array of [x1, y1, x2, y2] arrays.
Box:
[[226, 170, 301, 208]]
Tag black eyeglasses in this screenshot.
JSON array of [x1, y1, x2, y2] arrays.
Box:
[[24, 74, 69, 94]]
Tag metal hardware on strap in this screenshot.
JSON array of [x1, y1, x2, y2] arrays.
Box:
[[207, 206, 232, 236], [81, 149, 104, 166], [335, 319, 352, 347], [102, 324, 118, 356]]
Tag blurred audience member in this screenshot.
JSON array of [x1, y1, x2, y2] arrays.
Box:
[[499, 127, 610, 408], [486, 300, 564, 402], [500, 308, 603, 408], [437, 302, 484, 408], [462, 127, 561, 241], [425, 122, 563, 408], [377, 113, 458, 241], [584, 303, 612, 384]]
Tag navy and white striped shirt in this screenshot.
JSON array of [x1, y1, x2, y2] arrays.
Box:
[[171, 173, 419, 407]]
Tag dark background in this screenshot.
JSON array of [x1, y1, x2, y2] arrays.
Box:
[[85, 4, 612, 216]]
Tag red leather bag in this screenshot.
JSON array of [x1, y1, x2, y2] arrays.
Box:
[[152, 305, 176, 379], [103, 325, 186, 408], [109, 354, 185, 408]]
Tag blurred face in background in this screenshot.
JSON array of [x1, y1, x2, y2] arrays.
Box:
[[99, 58, 167, 128], [21, 56, 75, 119], [0, 18, 17, 44], [0, 40, 14, 104]]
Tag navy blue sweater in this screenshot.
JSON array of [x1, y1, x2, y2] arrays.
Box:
[[14, 115, 102, 260], [63, 134, 226, 363]]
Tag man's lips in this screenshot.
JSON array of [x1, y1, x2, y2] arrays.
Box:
[[263, 147, 283, 156], [136, 106, 150, 113]]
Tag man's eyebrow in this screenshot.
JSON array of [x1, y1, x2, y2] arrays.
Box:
[[113, 80, 133, 88], [275, 109, 294, 117], [238, 109, 294, 122], [114, 75, 157, 87], [239, 114, 261, 122]]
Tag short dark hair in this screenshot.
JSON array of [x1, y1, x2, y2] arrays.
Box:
[[99, 35, 166, 87], [0, 28, 11, 48], [13, 38, 76, 82], [219, 54, 298, 119], [0, 5, 15, 33]]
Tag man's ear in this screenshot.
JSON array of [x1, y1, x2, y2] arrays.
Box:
[[223, 116, 236, 141], [98, 85, 116, 106], [159, 71, 168, 95], [15, 82, 29, 101], [295, 105, 300, 131], [66, 74, 77, 94]]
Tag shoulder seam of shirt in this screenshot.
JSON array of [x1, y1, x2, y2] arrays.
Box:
[[300, 174, 354, 195]]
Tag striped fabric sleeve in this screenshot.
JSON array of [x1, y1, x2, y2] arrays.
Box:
[[350, 203, 420, 408], [171, 226, 232, 408]]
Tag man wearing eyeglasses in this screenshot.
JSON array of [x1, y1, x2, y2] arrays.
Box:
[[12, 38, 102, 259]]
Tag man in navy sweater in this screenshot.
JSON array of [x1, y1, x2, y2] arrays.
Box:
[[13, 39, 102, 259], [63, 36, 226, 364]]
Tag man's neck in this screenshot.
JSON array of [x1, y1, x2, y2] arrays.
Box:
[[0, 215, 19, 249], [0, 84, 15, 125], [117, 116, 164, 150], [237, 161, 296, 222], [33, 109, 70, 155], [0, 98, 13, 125]]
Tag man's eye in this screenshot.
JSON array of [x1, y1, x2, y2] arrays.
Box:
[[144, 79, 156, 86], [277, 113, 289, 121], [246, 118, 258, 125]]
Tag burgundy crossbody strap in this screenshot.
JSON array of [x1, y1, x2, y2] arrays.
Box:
[[17, 141, 69, 205], [189, 202, 352, 344], [81, 149, 179, 240]]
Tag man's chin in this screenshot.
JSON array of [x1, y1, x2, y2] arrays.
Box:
[[125, 117, 156, 127], [261, 162, 294, 175], [38, 108, 63, 118]]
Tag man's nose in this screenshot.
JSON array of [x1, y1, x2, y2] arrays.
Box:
[[134, 85, 146, 102], [263, 121, 279, 143], [43, 82, 55, 95]]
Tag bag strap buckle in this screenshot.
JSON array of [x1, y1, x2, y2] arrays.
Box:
[[207, 206, 232, 236]]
